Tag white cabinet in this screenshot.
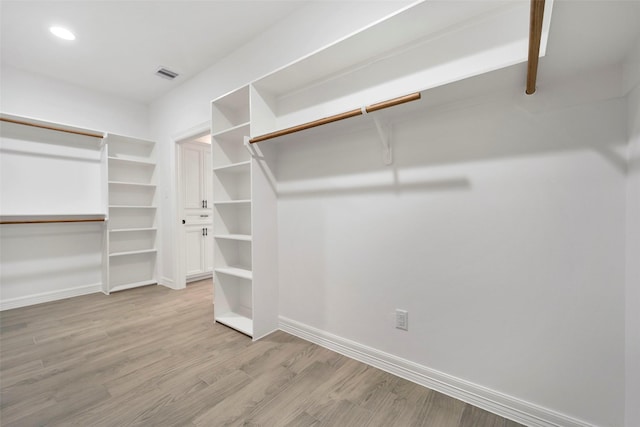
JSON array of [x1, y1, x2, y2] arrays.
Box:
[[185, 225, 213, 278], [180, 141, 213, 281], [211, 86, 278, 340], [182, 142, 212, 211], [106, 134, 157, 293]]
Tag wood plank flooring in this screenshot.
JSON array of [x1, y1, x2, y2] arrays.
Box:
[[1, 280, 523, 426]]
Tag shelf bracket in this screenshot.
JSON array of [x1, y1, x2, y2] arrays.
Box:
[[244, 136, 265, 159], [372, 117, 392, 166], [243, 137, 255, 156]]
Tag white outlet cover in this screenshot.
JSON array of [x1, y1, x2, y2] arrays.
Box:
[[396, 309, 408, 331]]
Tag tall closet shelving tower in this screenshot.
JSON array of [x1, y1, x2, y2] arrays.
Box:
[[211, 86, 278, 340], [105, 134, 158, 293], [209, 0, 551, 340]]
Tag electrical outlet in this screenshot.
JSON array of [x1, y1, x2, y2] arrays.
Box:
[[395, 309, 408, 331]]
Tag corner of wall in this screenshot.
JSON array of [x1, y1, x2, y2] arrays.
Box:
[[625, 57, 640, 427]]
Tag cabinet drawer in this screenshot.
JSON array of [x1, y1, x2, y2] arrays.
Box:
[[185, 213, 212, 225]]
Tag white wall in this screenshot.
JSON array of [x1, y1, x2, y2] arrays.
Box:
[[275, 63, 627, 427], [0, 124, 105, 310], [0, 65, 150, 139], [149, 0, 412, 285], [0, 65, 150, 309], [624, 37, 640, 427]]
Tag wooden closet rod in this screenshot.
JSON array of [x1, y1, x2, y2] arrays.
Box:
[[0, 118, 104, 139], [249, 92, 421, 144], [525, 0, 545, 95], [0, 219, 106, 225]]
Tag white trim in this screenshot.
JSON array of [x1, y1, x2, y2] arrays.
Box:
[[0, 283, 102, 311], [158, 276, 177, 290], [172, 121, 210, 143], [278, 316, 599, 427], [186, 272, 213, 283], [173, 123, 212, 292]]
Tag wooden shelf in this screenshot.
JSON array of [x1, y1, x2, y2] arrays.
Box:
[[215, 266, 253, 280], [109, 249, 157, 257], [214, 234, 252, 242], [215, 312, 253, 336]]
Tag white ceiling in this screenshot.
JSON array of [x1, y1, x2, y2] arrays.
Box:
[[1, 1, 639, 106], [0, 1, 305, 103]]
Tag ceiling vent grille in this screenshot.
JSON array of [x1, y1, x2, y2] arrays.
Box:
[[155, 67, 179, 80]]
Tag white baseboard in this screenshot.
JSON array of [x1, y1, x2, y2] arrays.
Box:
[[279, 316, 598, 427], [158, 276, 177, 290], [186, 273, 212, 283], [0, 283, 102, 311]]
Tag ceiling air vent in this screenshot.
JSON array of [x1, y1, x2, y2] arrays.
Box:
[[155, 67, 179, 80]]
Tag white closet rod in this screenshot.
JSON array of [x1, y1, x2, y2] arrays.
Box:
[[0, 118, 104, 139], [249, 92, 421, 144]]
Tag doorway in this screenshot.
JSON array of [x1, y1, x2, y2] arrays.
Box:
[[175, 127, 213, 289]]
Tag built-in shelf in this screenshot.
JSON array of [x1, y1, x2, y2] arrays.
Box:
[[249, 1, 538, 138], [215, 312, 253, 336], [212, 161, 251, 173], [108, 156, 155, 166], [211, 121, 251, 138], [214, 234, 252, 242], [109, 205, 157, 209], [213, 200, 251, 206], [215, 266, 253, 280], [108, 181, 156, 187], [109, 279, 157, 293], [109, 248, 157, 257], [110, 227, 157, 233], [106, 134, 157, 294], [212, 84, 279, 341]]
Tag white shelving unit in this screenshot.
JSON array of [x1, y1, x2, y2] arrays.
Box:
[[105, 134, 158, 293], [211, 86, 278, 340], [249, 0, 545, 138]]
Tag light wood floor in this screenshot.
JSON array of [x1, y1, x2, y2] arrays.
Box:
[[1, 280, 522, 426]]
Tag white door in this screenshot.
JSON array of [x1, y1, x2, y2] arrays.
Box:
[[179, 141, 213, 281]]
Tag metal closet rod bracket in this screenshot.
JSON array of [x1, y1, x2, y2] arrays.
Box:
[[361, 106, 392, 166], [244, 136, 264, 159]]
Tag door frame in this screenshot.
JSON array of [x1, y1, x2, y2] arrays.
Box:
[[173, 121, 210, 290]]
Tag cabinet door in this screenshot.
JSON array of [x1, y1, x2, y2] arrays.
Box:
[[204, 226, 214, 273], [182, 144, 204, 210], [185, 226, 204, 276], [203, 150, 212, 208]]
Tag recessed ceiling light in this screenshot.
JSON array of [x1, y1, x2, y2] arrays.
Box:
[[49, 26, 75, 41]]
